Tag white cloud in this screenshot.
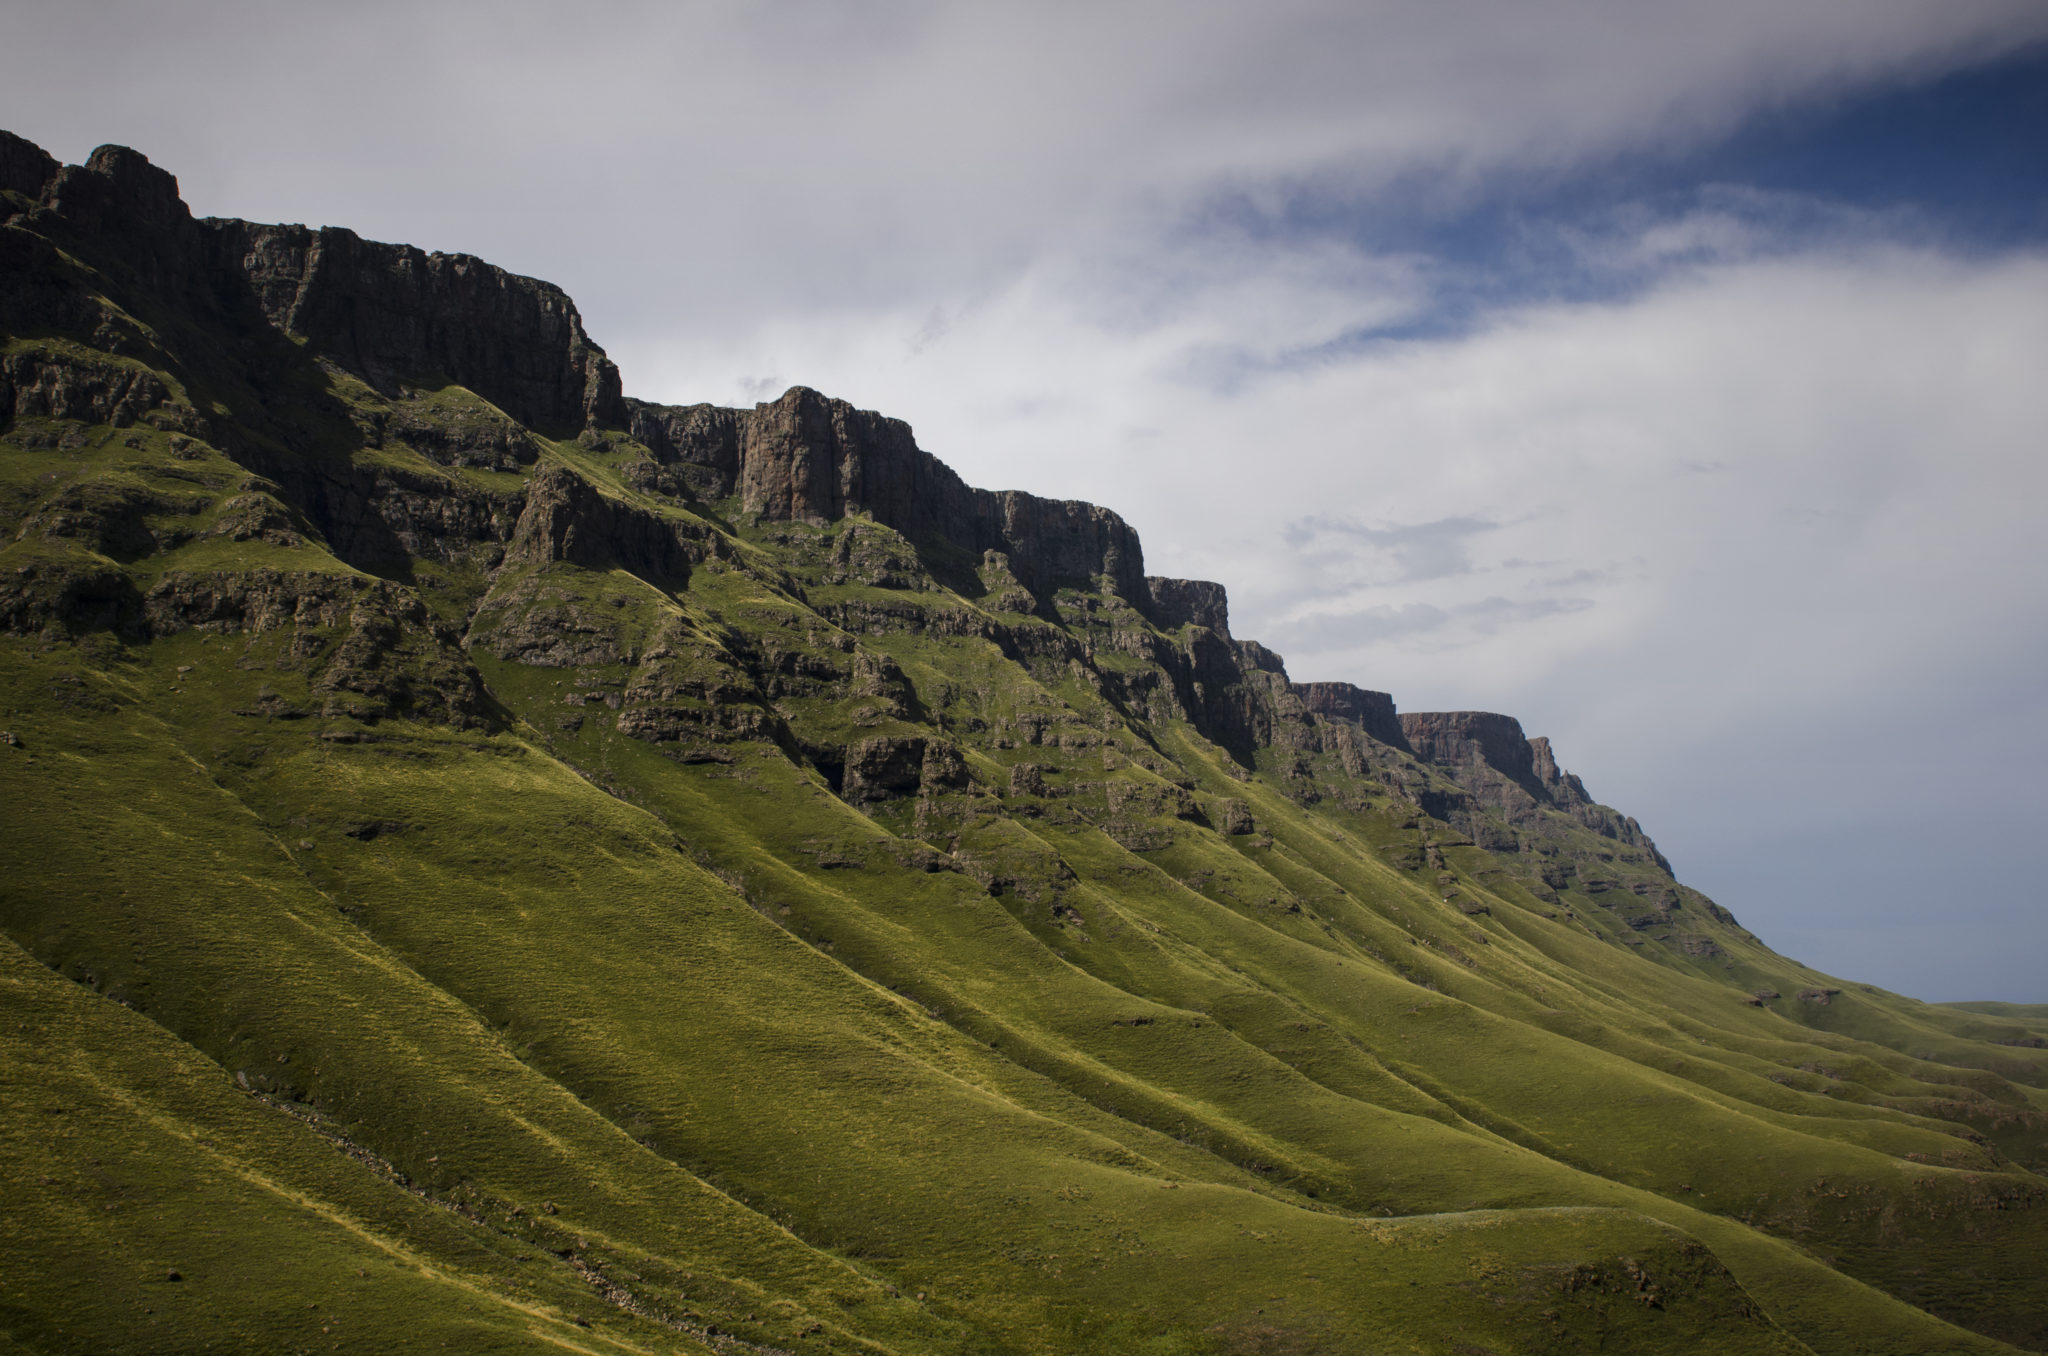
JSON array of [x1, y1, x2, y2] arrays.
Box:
[[5, 0, 2046, 329]]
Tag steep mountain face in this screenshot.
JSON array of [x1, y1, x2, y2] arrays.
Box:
[[3, 132, 2045, 1356]]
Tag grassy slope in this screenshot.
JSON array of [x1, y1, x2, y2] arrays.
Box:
[[0, 630, 1815, 1356], [0, 937, 719, 1356]]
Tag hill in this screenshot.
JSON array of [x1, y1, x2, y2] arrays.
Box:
[[2, 131, 2044, 1355]]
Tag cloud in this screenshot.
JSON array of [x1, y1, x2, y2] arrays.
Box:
[[5, 0, 2045, 337], [1270, 594, 1597, 652], [1280, 514, 1503, 585]]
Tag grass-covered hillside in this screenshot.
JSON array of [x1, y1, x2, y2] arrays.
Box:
[[3, 131, 2044, 1355]]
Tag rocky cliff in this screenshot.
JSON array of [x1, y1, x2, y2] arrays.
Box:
[[626, 384, 1158, 606], [1291, 679, 1407, 748], [1398, 709, 1670, 867], [1, 134, 1173, 620], [208, 220, 626, 435]]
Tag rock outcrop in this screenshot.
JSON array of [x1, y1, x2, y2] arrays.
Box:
[[1145, 576, 1231, 634], [40, 145, 197, 256], [630, 385, 1150, 607], [841, 734, 970, 804], [1, 135, 629, 440], [205, 220, 625, 434], [1, 347, 181, 430], [4, 139, 1162, 619], [1400, 711, 1546, 797], [1400, 710, 1667, 865], [1291, 681, 1407, 750], [504, 462, 710, 583], [0, 129, 58, 202], [2, 142, 212, 332]]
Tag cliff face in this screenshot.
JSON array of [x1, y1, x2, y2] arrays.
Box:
[[628, 384, 1153, 603], [1292, 680, 1406, 748], [7, 133, 2047, 1356], [1401, 710, 1545, 792], [1398, 710, 1668, 867], [207, 220, 626, 434], [3, 137, 1164, 617], [0, 131, 58, 198], [1, 131, 620, 443]]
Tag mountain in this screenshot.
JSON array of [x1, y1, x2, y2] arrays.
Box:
[[2, 131, 2044, 1356]]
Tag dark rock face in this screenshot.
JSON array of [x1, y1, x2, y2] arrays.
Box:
[[842, 735, 933, 803], [1400, 711, 1544, 797], [1, 137, 622, 567], [15, 144, 206, 306], [378, 399, 536, 471], [1008, 763, 1050, 797], [838, 735, 972, 804], [203, 220, 624, 434], [504, 463, 707, 584], [142, 569, 491, 728], [625, 401, 745, 499], [1400, 710, 1667, 867], [6, 138, 1150, 616], [1528, 735, 1596, 809], [0, 557, 140, 635], [1145, 576, 1230, 635], [983, 486, 1148, 605], [26, 144, 195, 254], [2, 348, 182, 429], [736, 385, 925, 524], [629, 385, 1150, 606], [1291, 681, 1407, 750], [0, 129, 58, 201]]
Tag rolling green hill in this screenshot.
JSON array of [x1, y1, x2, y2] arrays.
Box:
[[3, 131, 2043, 1355]]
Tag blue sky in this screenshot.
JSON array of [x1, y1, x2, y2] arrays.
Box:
[[1400, 41, 2047, 245], [1679, 44, 2048, 242], [4, 1, 2046, 1000], [1190, 39, 2048, 354]]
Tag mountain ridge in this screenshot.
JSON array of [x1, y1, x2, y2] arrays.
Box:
[[0, 130, 1643, 831], [4, 131, 2045, 1356]]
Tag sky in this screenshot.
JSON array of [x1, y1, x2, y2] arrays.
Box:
[[5, 0, 2046, 1001]]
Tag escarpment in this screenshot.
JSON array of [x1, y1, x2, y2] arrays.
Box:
[[207, 220, 626, 434], [0, 133, 1886, 935], [1399, 709, 1670, 866], [627, 383, 1152, 604], [7, 132, 2048, 1356], [1291, 680, 1406, 748]]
